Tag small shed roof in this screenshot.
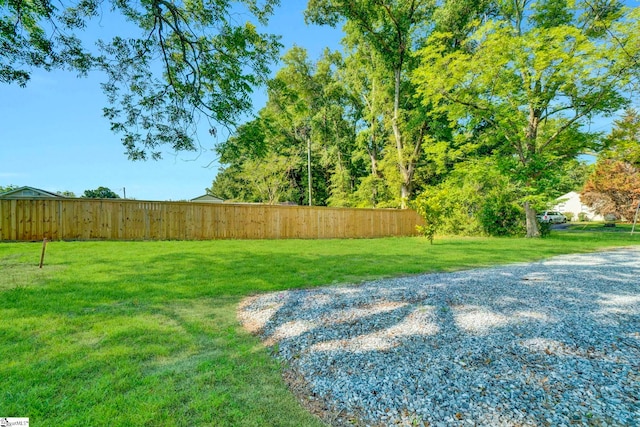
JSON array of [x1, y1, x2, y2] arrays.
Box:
[[191, 194, 224, 203], [0, 186, 66, 199]]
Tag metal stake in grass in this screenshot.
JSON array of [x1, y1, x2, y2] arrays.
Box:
[[39, 238, 48, 268], [632, 203, 640, 235]]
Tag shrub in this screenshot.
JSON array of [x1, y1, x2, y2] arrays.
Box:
[[578, 212, 590, 222], [479, 195, 525, 236], [414, 159, 528, 238], [413, 190, 446, 244], [538, 220, 552, 238]]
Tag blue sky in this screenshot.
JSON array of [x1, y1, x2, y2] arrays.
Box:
[[0, 2, 343, 200]]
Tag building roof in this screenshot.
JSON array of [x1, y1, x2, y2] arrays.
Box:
[[556, 191, 579, 200], [0, 186, 66, 199], [190, 194, 224, 203]]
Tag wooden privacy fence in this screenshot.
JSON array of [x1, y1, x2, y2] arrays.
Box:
[[0, 199, 425, 241]]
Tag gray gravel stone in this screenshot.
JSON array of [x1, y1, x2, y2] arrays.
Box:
[[238, 248, 640, 426]]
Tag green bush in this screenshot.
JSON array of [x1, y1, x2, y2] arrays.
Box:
[[414, 159, 533, 238], [479, 196, 525, 236], [413, 190, 446, 244], [538, 220, 553, 237], [578, 212, 590, 222]]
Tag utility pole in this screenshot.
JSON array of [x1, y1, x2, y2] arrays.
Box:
[[307, 136, 312, 206]]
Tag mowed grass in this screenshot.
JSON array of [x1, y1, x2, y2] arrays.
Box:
[[1, 231, 639, 426]]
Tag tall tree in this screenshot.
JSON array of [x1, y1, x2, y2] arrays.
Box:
[[306, 0, 436, 208], [581, 159, 640, 220], [582, 107, 640, 221], [211, 47, 357, 206], [213, 115, 303, 204], [211, 164, 258, 202], [82, 186, 120, 198], [603, 108, 640, 165], [555, 159, 594, 195], [2, 0, 281, 160], [338, 28, 395, 207], [414, 0, 640, 236], [264, 46, 333, 206], [240, 153, 300, 204]]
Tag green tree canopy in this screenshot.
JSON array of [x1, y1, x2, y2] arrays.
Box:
[[211, 47, 361, 206], [414, 0, 640, 236], [306, 0, 438, 207], [1, 0, 281, 160], [603, 108, 640, 165], [82, 186, 120, 198], [0, 184, 19, 193]]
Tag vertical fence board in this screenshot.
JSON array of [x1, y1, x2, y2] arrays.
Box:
[[1, 200, 12, 240], [15, 200, 23, 240], [0, 199, 424, 241], [8, 200, 15, 240]]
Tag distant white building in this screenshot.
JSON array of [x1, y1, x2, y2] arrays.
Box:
[[552, 191, 603, 221]]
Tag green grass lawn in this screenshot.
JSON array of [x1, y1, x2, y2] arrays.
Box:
[[563, 221, 638, 232], [1, 231, 639, 426]]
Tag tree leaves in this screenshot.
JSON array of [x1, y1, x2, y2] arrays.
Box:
[[413, 0, 639, 235], [211, 47, 358, 206], [0, 0, 93, 86], [1, 0, 282, 159], [582, 159, 640, 220], [603, 108, 640, 165], [82, 186, 121, 198], [96, 0, 281, 160]]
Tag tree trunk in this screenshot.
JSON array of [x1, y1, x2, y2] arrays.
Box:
[[369, 153, 378, 177], [522, 101, 542, 238], [524, 201, 540, 238], [400, 183, 412, 209], [369, 153, 379, 208], [391, 67, 413, 209], [368, 126, 379, 178]]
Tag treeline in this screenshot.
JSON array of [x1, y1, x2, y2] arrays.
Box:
[[210, 0, 640, 237]]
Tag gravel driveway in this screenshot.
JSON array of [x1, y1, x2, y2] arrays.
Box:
[[238, 248, 640, 426]]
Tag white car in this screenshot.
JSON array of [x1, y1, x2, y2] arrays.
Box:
[[537, 211, 567, 224]]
